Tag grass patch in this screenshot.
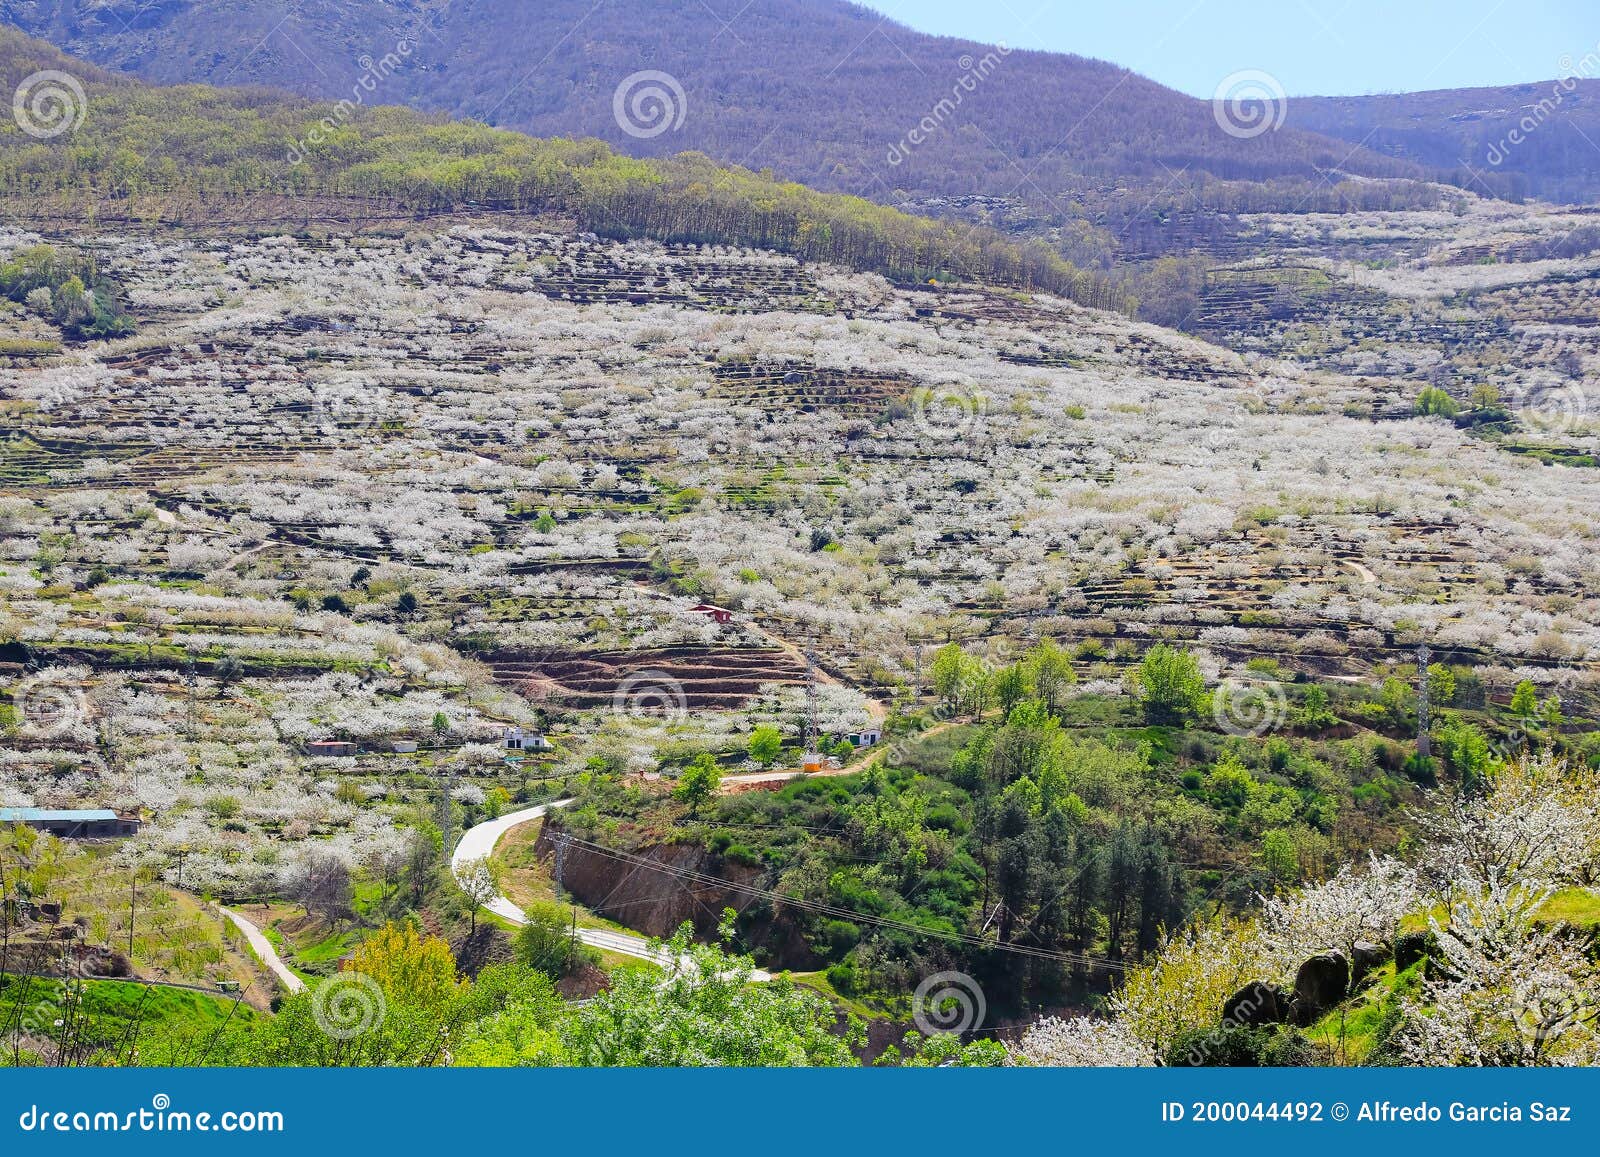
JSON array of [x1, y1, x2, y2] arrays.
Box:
[[0, 973, 258, 1064], [490, 816, 642, 938]]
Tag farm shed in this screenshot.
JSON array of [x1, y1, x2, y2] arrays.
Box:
[[0, 808, 141, 839], [306, 740, 358, 757]]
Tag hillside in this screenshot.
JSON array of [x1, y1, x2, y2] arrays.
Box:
[[1294, 79, 1600, 203], [4, 6, 1600, 1075], [0, 0, 1428, 217], [0, 25, 1122, 307]]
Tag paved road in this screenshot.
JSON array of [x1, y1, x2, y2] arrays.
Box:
[[219, 905, 305, 994], [451, 801, 769, 979], [451, 800, 574, 923]]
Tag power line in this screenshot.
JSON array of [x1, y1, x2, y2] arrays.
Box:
[[562, 834, 1125, 971]]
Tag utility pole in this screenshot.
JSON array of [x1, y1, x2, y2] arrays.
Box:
[[183, 654, 198, 740], [802, 647, 821, 770], [127, 869, 136, 957], [554, 831, 571, 900], [436, 761, 455, 865], [1416, 643, 1432, 760]]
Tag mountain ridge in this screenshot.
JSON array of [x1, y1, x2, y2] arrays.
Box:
[[0, 0, 1432, 211]]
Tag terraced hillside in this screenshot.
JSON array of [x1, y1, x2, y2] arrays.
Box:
[[0, 197, 1597, 920]]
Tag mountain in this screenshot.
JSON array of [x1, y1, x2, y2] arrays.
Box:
[[1293, 79, 1600, 202], [0, 25, 1125, 306], [1, 0, 1427, 219]]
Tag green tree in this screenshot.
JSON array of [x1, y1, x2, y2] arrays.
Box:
[[1415, 386, 1458, 418], [1427, 663, 1456, 706], [560, 920, 863, 1066], [1540, 695, 1564, 729], [1136, 645, 1204, 725], [747, 725, 783, 767], [515, 900, 588, 977], [345, 921, 460, 1010], [1509, 680, 1539, 718], [448, 967, 569, 1066], [1378, 676, 1414, 729], [930, 642, 967, 708], [1295, 684, 1336, 729], [993, 662, 1029, 714], [1434, 715, 1493, 793], [1259, 829, 1298, 887], [674, 753, 722, 816], [1025, 638, 1076, 715]]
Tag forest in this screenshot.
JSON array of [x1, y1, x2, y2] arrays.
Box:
[[0, 27, 1127, 312]]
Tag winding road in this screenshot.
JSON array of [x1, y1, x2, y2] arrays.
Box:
[[219, 905, 305, 994], [451, 801, 770, 979]]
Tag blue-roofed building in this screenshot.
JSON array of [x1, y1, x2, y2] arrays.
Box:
[[0, 807, 140, 838]]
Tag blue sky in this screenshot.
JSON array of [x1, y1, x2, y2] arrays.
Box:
[[855, 0, 1595, 96]]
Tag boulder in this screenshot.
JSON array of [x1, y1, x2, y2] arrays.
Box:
[[1222, 981, 1290, 1027], [1394, 929, 1436, 974], [1292, 951, 1350, 1024], [1351, 940, 1389, 988]]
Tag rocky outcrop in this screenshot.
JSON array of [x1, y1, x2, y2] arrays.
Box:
[[1351, 940, 1388, 989], [1223, 981, 1291, 1027], [533, 820, 823, 971], [1395, 929, 1437, 974], [1292, 951, 1350, 1025]]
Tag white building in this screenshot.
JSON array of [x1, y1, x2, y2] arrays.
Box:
[[505, 726, 553, 752]]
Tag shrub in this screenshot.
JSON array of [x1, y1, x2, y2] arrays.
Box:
[[1403, 753, 1437, 787], [516, 901, 588, 977], [826, 962, 858, 994], [822, 920, 861, 957], [1166, 1023, 1313, 1067]]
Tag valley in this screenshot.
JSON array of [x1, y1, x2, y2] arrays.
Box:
[[0, 11, 1598, 1072]]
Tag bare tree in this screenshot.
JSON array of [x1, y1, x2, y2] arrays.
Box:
[[285, 850, 352, 925]]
